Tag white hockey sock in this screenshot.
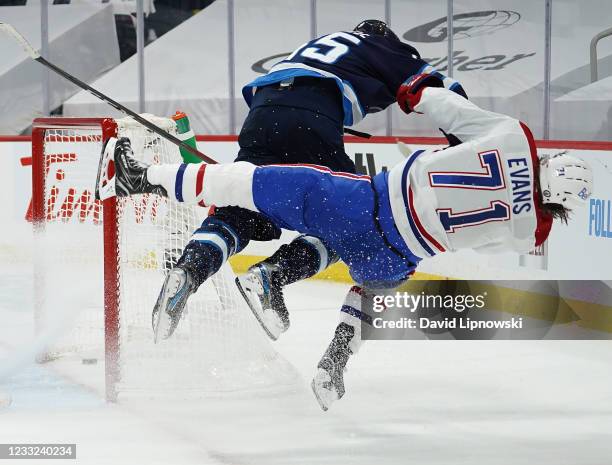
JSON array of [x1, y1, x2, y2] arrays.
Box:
[[148, 161, 258, 209], [339, 286, 375, 354], [147, 163, 205, 204]]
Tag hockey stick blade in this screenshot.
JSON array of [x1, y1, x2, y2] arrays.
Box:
[[1, 23, 216, 164], [0, 22, 40, 59]]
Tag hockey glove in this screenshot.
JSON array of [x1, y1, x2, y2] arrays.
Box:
[[396, 73, 444, 115]]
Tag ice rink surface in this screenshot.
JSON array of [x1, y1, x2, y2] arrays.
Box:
[[1, 263, 612, 465]]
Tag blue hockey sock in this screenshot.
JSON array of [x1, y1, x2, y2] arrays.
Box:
[[177, 218, 242, 288]]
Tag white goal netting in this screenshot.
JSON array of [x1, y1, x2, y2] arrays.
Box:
[[33, 115, 297, 399]]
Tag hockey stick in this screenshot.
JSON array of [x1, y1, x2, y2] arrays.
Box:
[[396, 141, 413, 159], [0, 22, 217, 164]]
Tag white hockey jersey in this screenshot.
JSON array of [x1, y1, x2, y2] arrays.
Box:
[[387, 87, 552, 259]]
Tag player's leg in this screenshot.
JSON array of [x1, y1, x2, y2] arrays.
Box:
[[235, 234, 339, 340], [152, 163, 373, 344], [311, 286, 375, 411], [99, 138, 201, 341], [232, 96, 353, 339], [310, 203, 418, 410], [98, 136, 258, 208], [104, 139, 347, 339], [152, 206, 280, 341], [227, 162, 365, 341], [175, 206, 280, 287], [311, 279, 409, 411], [98, 137, 278, 340]]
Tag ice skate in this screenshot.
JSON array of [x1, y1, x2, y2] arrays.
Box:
[[235, 263, 290, 341], [311, 323, 354, 411], [96, 136, 167, 200], [152, 267, 197, 343]]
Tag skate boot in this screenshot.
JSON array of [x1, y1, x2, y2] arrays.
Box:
[[96, 136, 167, 200], [311, 323, 354, 411], [235, 263, 290, 340], [152, 267, 197, 342]]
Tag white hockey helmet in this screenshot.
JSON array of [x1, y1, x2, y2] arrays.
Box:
[[539, 152, 593, 209]]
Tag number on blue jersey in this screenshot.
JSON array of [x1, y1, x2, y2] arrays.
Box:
[[289, 32, 361, 64]]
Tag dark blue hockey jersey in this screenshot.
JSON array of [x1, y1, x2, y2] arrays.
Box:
[[242, 31, 466, 126]]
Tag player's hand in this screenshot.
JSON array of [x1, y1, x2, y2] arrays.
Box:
[[396, 73, 444, 114]]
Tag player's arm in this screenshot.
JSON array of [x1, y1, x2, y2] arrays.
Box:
[[396, 74, 510, 143], [389, 44, 467, 144], [412, 62, 468, 100], [391, 40, 468, 100]]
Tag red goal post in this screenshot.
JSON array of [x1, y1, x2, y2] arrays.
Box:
[[32, 118, 121, 400]]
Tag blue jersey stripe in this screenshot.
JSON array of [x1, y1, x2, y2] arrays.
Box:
[[417, 63, 429, 74], [242, 66, 365, 127]]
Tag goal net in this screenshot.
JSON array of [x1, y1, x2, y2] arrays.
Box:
[[31, 115, 297, 401]]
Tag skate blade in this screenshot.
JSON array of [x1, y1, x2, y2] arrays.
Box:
[[311, 368, 341, 412], [153, 303, 170, 344], [95, 137, 118, 201], [311, 378, 329, 412], [153, 271, 183, 343], [235, 276, 279, 341]]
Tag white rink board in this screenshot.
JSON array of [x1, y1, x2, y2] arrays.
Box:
[[2, 137, 611, 279]]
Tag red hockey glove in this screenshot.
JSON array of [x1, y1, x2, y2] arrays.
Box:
[[396, 73, 444, 114]]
